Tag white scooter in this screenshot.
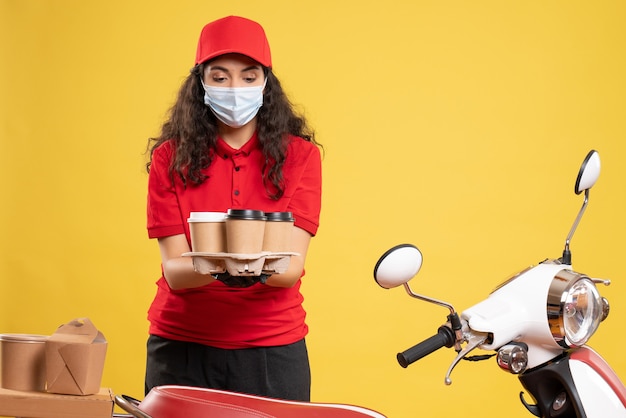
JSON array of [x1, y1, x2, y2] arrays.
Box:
[[373, 150, 626, 417]]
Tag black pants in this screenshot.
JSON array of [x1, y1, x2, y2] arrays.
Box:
[[145, 335, 311, 401]]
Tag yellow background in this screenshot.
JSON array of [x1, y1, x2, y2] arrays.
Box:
[[2, 1, 625, 417]]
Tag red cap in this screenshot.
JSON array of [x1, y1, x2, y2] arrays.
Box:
[[195, 16, 272, 68]]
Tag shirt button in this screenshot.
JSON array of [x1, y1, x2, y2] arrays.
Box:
[[235, 166, 240, 171], [234, 190, 240, 196]]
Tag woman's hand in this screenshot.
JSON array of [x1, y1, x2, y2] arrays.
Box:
[[263, 226, 311, 288], [158, 234, 217, 290]]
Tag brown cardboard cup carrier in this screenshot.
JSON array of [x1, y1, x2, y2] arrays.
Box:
[[45, 318, 107, 395]]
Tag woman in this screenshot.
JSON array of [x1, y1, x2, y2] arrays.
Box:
[[144, 16, 322, 402]]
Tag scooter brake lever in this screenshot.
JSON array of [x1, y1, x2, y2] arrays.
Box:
[[592, 278, 611, 286], [444, 332, 488, 385]]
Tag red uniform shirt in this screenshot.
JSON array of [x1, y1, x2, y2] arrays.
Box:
[[146, 132, 322, 348]]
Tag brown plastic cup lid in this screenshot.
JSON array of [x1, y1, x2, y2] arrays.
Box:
[[0, 333, 48, 343], [264, 211, 295, 222], [226, 209, 267, 220]]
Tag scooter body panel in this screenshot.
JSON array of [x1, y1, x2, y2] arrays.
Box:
[[570, 347, 626, 416], [132, 385, 388, 418], [462, 263, 566, 367], [570, 359, 626, 417], [518, 349, 626, 417]]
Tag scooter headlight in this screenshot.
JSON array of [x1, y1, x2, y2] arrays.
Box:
[[547, 270, 604, 348]]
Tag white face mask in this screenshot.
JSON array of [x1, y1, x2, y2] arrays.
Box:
[[201, 80, 266, 128]]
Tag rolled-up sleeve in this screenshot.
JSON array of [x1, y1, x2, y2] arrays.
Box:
[[147, 142, 185, 239]]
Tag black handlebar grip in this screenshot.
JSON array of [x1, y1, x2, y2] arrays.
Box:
[[397, 326, 456, 368]]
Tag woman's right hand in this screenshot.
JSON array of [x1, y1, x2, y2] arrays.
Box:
[[158, 234, 217, 290]]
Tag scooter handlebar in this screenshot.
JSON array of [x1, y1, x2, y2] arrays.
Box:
[[397, 325, 456, 368]]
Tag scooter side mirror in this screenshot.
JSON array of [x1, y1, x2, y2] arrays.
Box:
[[562, 150, 601, 264], [373, 244, 423, 289], [575, 150, 601, 195]]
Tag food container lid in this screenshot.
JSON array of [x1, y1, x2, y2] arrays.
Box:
[[226, 209, 267, 220], [0, 333, 48, 343], [264, 211, 295, 222]]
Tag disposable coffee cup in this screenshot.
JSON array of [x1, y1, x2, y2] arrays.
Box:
[[225, 209, 267, 254], [0, 333, 48, 391], [188, 212, 227, 253], [262, 212, 295, 252]]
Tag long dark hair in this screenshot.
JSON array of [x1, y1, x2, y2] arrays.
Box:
[[147, 64, 320, 200]]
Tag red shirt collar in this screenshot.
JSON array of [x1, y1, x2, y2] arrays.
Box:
[[215, 131, 259, 158]]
